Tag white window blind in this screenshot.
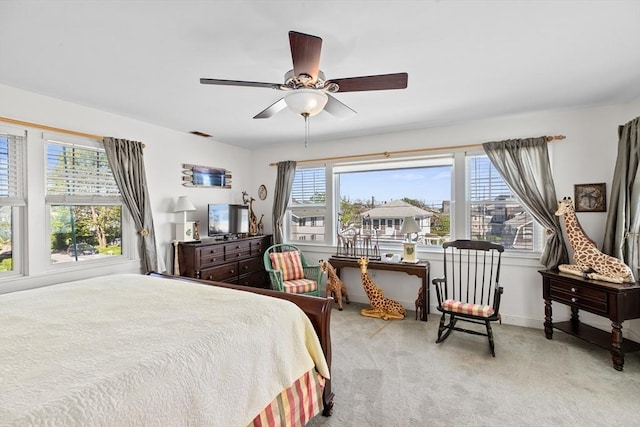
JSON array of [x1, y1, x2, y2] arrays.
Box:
[[0, 132, 26, 206], [468, 155, 511, 201], [46, 140, 121, 203], [291, 167, 326, 206]]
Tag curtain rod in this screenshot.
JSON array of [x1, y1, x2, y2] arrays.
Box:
[[268, 135, 566, 166], [0, 116, 104, 140]]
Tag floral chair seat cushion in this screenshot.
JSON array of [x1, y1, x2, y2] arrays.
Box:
[[442, 299, 495, 318]]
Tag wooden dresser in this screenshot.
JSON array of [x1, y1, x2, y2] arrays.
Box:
[[539, 270, 640, 371], [178, 235, 272, 288]]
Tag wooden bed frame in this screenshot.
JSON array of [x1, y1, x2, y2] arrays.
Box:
[[149, 272, 335, 416]]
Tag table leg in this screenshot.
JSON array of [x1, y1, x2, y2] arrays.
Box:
[[420, 276, 428, 322], [544, 298, 553, 339], [611, 321, 624, 371], [570, 305, 580, 328]]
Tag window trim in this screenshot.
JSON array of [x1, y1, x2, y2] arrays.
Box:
[[0, 127, 26, 277], [44, 134, 130, 269], [287, 149, 543, 257]]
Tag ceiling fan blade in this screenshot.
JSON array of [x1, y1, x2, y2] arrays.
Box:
[[253, 98, 287, 119], [327, 73, 408, 93], [289, 31, 322, 82], [324, 94, 357, 118], [200, 78, 281, 89]]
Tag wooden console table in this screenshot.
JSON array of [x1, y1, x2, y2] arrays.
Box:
[[539, 270, 640, 371], [328, 256, 430, 321]]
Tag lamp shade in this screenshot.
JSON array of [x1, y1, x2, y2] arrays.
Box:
[[174, 196, 196, 213], [400, 216, 420, 235], [284, 89, 328, 117]]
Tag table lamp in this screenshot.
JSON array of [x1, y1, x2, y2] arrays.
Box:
[[400, 216, 420, 263], [174, 196, 197, 241]]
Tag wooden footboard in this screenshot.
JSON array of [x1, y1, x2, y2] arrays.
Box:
[[148, 272, 334, 416]]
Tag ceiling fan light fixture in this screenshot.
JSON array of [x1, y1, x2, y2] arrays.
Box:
[[284, 89, 328, 117]]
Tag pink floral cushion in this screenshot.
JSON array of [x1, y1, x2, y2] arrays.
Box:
[[269, 251, 304, 281], [442, 299, 494, 317]]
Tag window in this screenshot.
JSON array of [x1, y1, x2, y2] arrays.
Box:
[[288, 158, 454, 249], [336, 159, 453, 248], [287, 152, 541, 254], [288, 167, 327, 242], [0, 131, 25, 273], [467, 154, 539, 251], [46, 138, 124, 264]]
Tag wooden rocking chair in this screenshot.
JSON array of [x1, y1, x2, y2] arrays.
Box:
[[432, 240, 504, 356]]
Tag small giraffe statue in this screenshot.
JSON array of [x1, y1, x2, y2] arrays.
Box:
[[358, 257, 406, 320], [257, 214, 264, 235], [319, 260, 350, 310], [555, 197, 635, 283]]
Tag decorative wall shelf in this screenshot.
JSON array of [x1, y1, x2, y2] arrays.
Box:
[[182, 164, 232, 188]]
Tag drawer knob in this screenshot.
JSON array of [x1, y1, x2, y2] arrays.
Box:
[[230, 269, 235, 274], [571, 287, 577, 293], [571, 297, 577, 303]]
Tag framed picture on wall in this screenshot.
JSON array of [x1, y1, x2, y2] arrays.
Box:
[[574, 183, 606, 212]]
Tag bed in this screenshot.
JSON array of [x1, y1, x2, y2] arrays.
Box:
[[0, 272, 334, 426]]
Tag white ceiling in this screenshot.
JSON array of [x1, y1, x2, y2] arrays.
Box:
[[1, 1, 639, 149]]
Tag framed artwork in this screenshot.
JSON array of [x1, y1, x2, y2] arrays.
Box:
[[402, 242, 418, 263], [182, 164, 232, 188], [574, 183, 606, 212]]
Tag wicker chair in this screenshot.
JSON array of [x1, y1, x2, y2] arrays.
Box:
[[432, 239, 505, 356], [263, 244, 322, 297]]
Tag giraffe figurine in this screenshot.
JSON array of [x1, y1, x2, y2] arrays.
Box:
[[358, 257, 406, 320], [248, 197, 258, 236], [555, 197, 635, 283], [319, 260, 350, 310]]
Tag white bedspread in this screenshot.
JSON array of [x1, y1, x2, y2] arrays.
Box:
[[0, 274, 329, 427]]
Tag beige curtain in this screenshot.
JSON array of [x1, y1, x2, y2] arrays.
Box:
[[272, 161, 297, 244], [103, 137, 164, 273], [483, 137, 568, 269], [602, 117, 639, 280]]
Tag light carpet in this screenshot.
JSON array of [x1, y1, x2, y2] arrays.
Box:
[[308, 302, 640, 427]]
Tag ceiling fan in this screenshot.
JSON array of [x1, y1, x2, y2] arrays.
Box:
[[200, 31, 408, 120]]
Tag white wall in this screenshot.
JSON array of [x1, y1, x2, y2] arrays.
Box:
[[2, 82, 637, 339], [0, 84, 251, 291], [250, 101, 640, 339]]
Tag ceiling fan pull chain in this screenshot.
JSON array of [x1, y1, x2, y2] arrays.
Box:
[[304, 112, 309, 147]]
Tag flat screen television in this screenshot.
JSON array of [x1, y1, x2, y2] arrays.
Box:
[[208, 204, 249, 238]]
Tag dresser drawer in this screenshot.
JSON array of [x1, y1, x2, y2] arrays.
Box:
[[200, 262, 239, 282], [198, 246, 225, 266], [251, 238, 268, 256], [549, 280, 608, 315], [239, 257, 264, 276], [225, 240, 252, 260]]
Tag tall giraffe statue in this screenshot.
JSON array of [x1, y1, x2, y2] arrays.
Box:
[[248, 196, 257, 236], [319, 260, 350, 310], [358, 257, 406, 320], [555, 197, 635, 283]]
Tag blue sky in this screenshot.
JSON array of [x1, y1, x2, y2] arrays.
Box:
[[339, 166, 452, 206]]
